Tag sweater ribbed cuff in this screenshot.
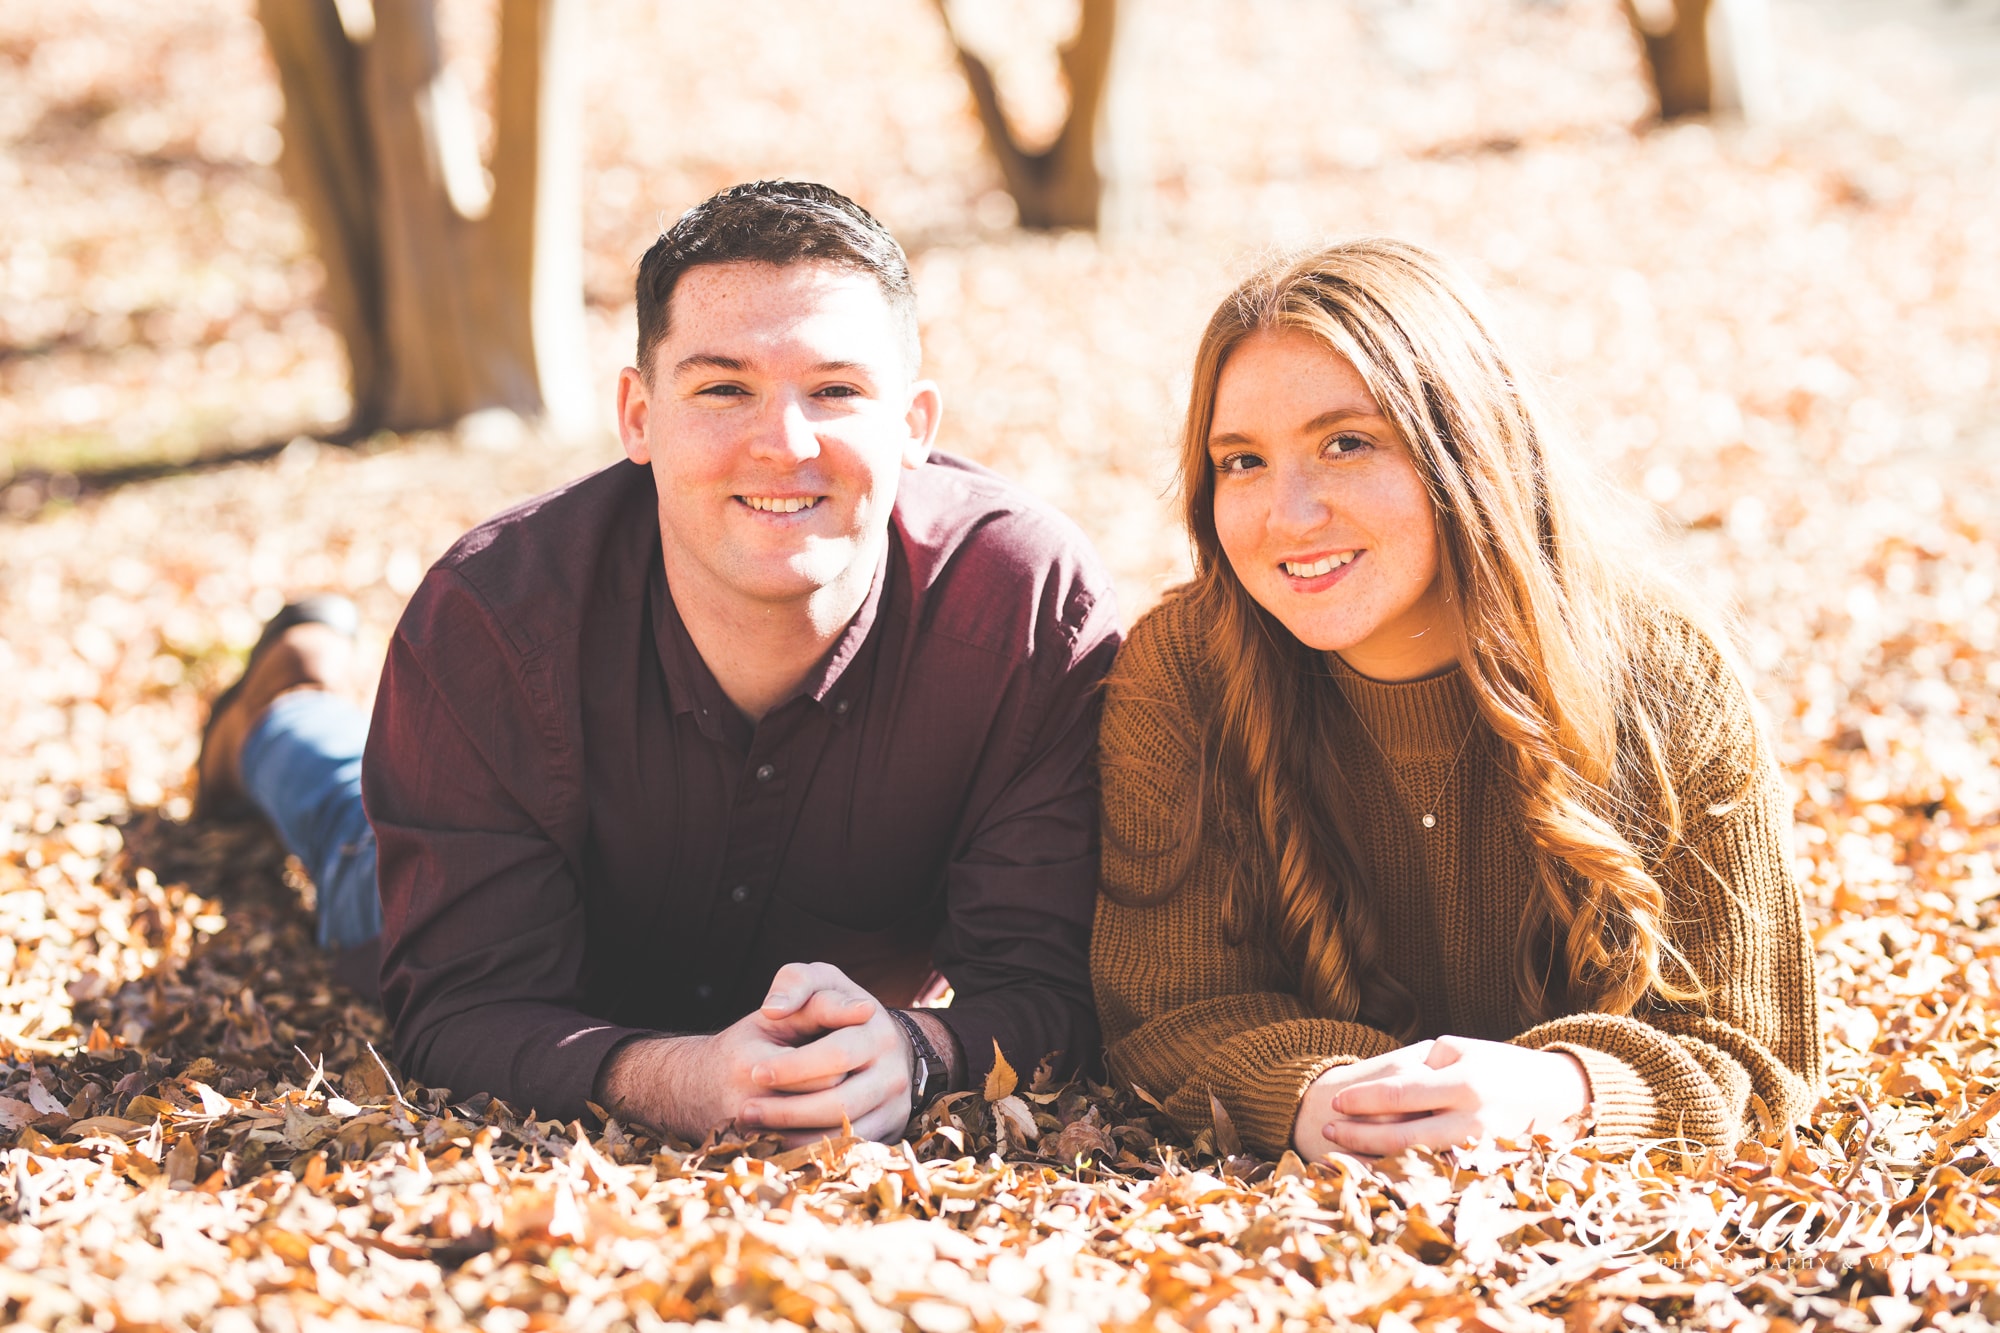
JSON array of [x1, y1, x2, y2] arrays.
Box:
[[1227, 1054, 1348, 1159], [1541, 1041, 1658, 1143]]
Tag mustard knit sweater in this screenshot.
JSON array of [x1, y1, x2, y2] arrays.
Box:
[[1092, 589, 1823, 1158]]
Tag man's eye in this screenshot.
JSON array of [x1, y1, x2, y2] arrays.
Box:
[[816, 385, 862, 399], [1213, 452, 1262, 475], [695, 384, 748, 396]]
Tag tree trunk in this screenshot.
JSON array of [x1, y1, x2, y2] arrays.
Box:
[[484, 0, 591, 433], [1623, 0, 1773, 121], [256, 0, 588, 435], [935, 0, 1121, 231]]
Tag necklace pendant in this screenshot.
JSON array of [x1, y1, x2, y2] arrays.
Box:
[[1421, 813, 1437, 829]]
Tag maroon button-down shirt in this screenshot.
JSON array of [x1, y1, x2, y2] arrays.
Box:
[[362, 455, 1121, 1119]]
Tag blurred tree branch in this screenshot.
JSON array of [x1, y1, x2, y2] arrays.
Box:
[[934, 0, 1120, 231], [1623, 0, 1774, 121]]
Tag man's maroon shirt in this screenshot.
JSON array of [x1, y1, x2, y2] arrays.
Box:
[[361, 454, 1121, 1119]]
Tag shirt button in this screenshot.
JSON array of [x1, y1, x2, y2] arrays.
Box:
[[833, 699, 851, 716], [694, 983, 714, 1001], [755, 763, 776, 783], [730, 884, 750, 904]]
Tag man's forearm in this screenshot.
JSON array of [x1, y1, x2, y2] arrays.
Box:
[[594, 1033, 710, 1138]]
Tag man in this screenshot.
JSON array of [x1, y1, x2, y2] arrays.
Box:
[[197, 181, 1121, 1145]]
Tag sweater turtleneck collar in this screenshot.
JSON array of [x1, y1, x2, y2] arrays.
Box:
[[1324, 651, 1480, 759]]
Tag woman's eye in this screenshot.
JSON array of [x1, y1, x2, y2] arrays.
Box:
[[1326, 433, 1372, 457], [1213, 452, 1262, 475]]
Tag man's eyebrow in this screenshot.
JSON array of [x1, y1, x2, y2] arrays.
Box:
[[1206, 407, 1385, 450], [673, 353, 747, 377], [671, 355, 877, 378]]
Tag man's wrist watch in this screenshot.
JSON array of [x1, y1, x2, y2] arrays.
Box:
[[887, 1009, 943, 1112]]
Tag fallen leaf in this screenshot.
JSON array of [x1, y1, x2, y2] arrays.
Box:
[[984, 1040, 1017, 1102], [1935, 1085, 2000, 1152], [1209, 1092, 1243, 1159], [1052, 1109, 1115, 1162], [548, 1181, 586, 1241], [62, 1116, 150, 1141], [165, 1132, 199, 1185], [26, 1078, 65, 1116], [188, 1081, 233, 1116], [992, 1095, 1039, 1144]]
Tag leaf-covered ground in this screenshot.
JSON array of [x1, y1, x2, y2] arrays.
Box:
[[5, 0, 2000, 1328]]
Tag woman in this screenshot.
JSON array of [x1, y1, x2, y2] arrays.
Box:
[[1093, 240, 1821, 1160]]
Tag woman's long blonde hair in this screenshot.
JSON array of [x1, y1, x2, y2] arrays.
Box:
[[1157, 238, 1715, 1032]]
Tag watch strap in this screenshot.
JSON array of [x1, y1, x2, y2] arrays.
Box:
[[888, 1009, 942, 1111]]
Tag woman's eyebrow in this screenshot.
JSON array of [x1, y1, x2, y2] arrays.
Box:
[[1302, 407, 1385, 431], [1209, 407, 1384, 449]]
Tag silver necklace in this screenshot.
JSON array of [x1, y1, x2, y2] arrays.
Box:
[[1340, 694, 1479, 830]]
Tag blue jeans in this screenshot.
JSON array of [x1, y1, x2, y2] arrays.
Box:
[[239, 690, 383, 952]]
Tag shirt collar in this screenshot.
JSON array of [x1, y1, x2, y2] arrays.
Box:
[[1324, 650, 1477, 759], [648, 533, 892, 741]]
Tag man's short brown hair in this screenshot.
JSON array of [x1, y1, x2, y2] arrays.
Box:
[[634, 180, 919, 378]]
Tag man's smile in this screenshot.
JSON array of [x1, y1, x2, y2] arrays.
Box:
[[736, 495, 825, 514]]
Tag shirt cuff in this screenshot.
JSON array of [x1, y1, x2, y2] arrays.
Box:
[[928, 1005, 1007, 1095], [1225, 1053, 1347, 1159], [537, 1022, 656, 1121], [1537, 1041, 1658, 1142]]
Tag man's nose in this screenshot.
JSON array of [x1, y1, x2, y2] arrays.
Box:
[[747, 393, 822, 463]]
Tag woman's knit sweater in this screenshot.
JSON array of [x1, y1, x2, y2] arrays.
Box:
[[1092, 588, 1823, 1159]]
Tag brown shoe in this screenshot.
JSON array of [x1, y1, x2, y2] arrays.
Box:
[[195, 596, 359, 820]]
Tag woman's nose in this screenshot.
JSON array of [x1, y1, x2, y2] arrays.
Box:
[[1269, 470, 1334, 536]]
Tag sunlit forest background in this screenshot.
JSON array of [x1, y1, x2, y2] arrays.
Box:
[[4, 0, 2000, 1326]]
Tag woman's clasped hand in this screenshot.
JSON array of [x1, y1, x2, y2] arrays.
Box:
[[1293, 1038, 1591, 1159]]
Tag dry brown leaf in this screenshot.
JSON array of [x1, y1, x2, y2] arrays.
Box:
[[1934, 1085, 2000, 1153], [1052, 1109, 1115, 1163], [163, 1131, 198, 1184], [1209, 1092, 1243, 1159], [991, 1094, 1039, 1145], [768, 1134, 862, 1171], [187, 1080, 232, 1115], [25, 1077, 65, 1115], [62, 1116, 149, 1140], [983, 1039, 1017, 1102]]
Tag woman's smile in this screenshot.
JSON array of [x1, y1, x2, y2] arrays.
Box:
[[1278, 548, 1362, 587]]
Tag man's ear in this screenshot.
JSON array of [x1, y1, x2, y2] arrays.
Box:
[[902, 379, 942, 469], [616, 365, 653, 465]]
